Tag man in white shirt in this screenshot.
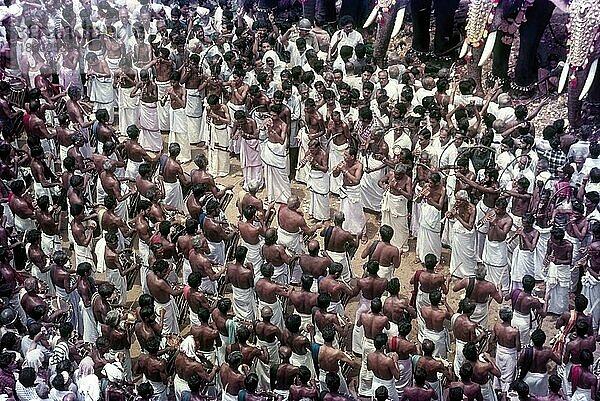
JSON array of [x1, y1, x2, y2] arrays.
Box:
[[567, 130, 591, 161], [488, 93, 516, 123], [329, 15, 363, 61], [375, 70, 398, 103]]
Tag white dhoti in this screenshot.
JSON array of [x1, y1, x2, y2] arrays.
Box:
[[422, 327, 449, 358], [571, 388, 594, 401], [359, 155, 385, 212], [14, 215, 36, 234], [156, 81, 170, 131], [512, 310, 536, 346], [154, 297, 179, 335], [163, 180, 184, 212], [415, 289, 431, 343], [89, 76, 114, 120], [168, 108, 191, 162], [319, 368, 349, 395], [494, 344, 517, 393], [396, 358, 412, 396], [207, 123, 230, 178], [534, 226, 551, 281], [378, 264, 395, 280], [523, 371, 548, 396], [290, 351, 315, 378], [308, 169, 330, 221], [558, 362, 572, 398], [255, 338, 279, 391], [450, 222, 477, 278], [258, 299, 284, 330], [340, 185, 366, 236], [329, 142, 348, 195], [582, 272, 600, 330], [372, 376, 398, 401], [200, 276, 217, 295], [471, 302, 489, 328], [139, 102, 162, 152], [125, 159, 142, 180], [273, 390, 289, 401], [232, 286, 255, 321], [239, 238, 264, 282], [453, 338, 467, 377], [106, 268, 126, 306], [381, 191, 409, 251], [483, 239, 510, 291], [79, 300, 99, 344], [298, 312, 312, 332], [118, 86, 139, 134], [240, 137, 262, 189], [511, 247, 535, 290], [139, 240, 150, 294], [416, 202, 442, 262], [207, 240, 226, 266], [146, 379, 168, 401], [226, 103, 245, 154], [352, 293, 371, 355], [480, 379, 498, 401], [174, 374, 189, 401], [262, 141, 290, 204], [475, 200, 491, 260], [427, 380, 443, 401], [358, 337, 376, 396], [74, 242, 95, 271], [547, 262, 571, 315], [328, 250, 351, 283], [294, 127, 310, 184], [186, 89, 203, 144]]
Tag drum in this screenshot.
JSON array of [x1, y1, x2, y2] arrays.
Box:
[[47, 296, 72, 324], [54, 98, 67, 117], [219, 190, 234, 212], [224, 229, 239, 262], [8, 78, 26, 108], [174, 292, 189, 327]]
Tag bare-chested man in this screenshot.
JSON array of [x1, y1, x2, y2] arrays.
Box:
[[134, 335, 169, 400], [332, 147, 365, 238], [262, 228, 296, 285], [568, 348, 597, 401], [319, 262, 356, 317], [271, 346, 300, 400], [226, 246, 255, 321], [401, 366, 438, 401], [447, 363, 483, 401], [452, 299, 487, 378], [277, 195, 320, 282], [282, 315, 315, 378], [508, 275, 545, 347], [415, 172, 446, 263], [388, 319, 419, 397], [318, 325, 357, 395], [453, 263, 503, 328], [362, 225, 400, 280], [421, 290, 453, 359], [414, 340, 453, 401], [321, 212, 358, 283], [368, 333, 400, 401], [174, 335, 219, 400], [357, 298, 390, 397], [518, 329, 561, 397], [298, 241, 330, 291], [189, 307, 221, 368], [463, 342, 500, 401], [492, 308, 521, 399], [256, 264, 289, 330], [255, 306, 283, 390], [379, 164, 412, 252], [147, 259, 183, 336]]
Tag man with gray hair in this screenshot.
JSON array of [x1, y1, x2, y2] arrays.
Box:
[[100, 309, 132, 381], [489, 93, 516, 123], [452, 263, 503, 328], [448, 189, 477, 278]]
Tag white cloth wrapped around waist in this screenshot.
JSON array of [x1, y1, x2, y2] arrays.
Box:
[[396, 358, 412, 394], [571, 388, 593, 401], [119, 86, 138, 109], [261, 141, 288, 169], [308, 169, 330, 195], [239, 238, 264, 278], [297, 312, 312, 331], [258, 298, 284, 330], [232, 285, 255, 321], [471, 302, 488, 327], [547, 262, 571, 287], [483, 239, 508, 267], [476, 200, 491, 234], [154, 297, 179, 336], [207, 240, 226, 265], [381, 191, 408, 216], [163, 180, 184, 212], [185, 88, 203, 117], [327, 250, 351, 282], [523, 371, 549, 396], [290, 350, 315, 377], [419, 202, 441, 232], [421, 327, 449, 356], [277, 226, 304, 255], [371, 375, 398, 400], [146, 379, 168, 401]]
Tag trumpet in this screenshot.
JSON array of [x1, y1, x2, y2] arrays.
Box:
[[477, 211, 496, 228], [415, 185, 431, 200], [445, 206, 458, 219], [297, 153, 314, 169]]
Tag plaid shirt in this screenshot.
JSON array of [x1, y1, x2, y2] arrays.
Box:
[[542, 148, 568, 176]]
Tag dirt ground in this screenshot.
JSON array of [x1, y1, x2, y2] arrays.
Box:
[[88, 3, 576, 382]]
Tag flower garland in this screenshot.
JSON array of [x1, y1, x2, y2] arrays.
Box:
[[565, 0, 600, 87], [464, 0, 499, 58], [376, 0, 398, 25]]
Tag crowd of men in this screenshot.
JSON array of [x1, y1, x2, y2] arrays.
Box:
[[1, 0, 600, 401]]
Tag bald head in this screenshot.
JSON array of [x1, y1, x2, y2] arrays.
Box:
[[261, 306, 273, 320], [63, 394, 77, 401], [422, 77, 436, 90], [308, 240, 320, 256], [287, 195, 300, 209], [279, 346, 292, 360]]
